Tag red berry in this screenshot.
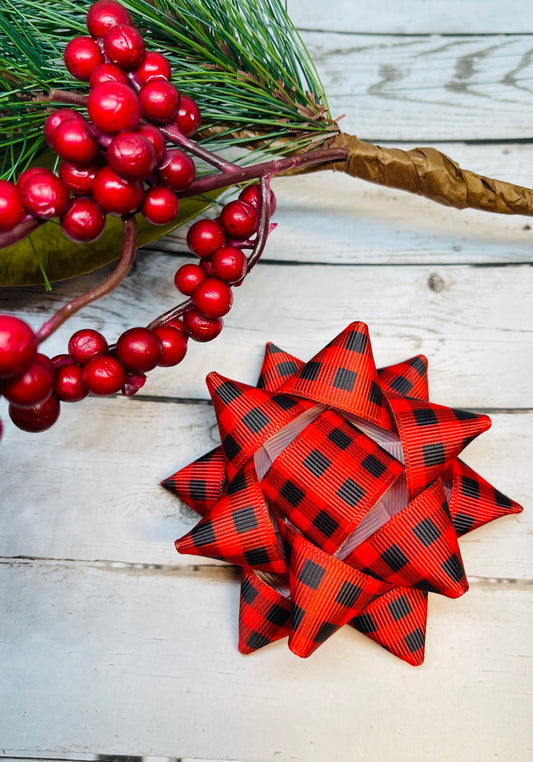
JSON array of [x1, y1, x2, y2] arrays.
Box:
[[0, 180, 24, 232], [51, 353, 73, 369], [175, 94, 201, 137], [211, 245, 248, 283], [186, 218, 226, 259], [64, 36, 103, 81], [0, 315, 37, 379], [43, 109, 85, 148], [104, 24, 145, 70], [59, 161, 99, 195], [192, 278, 233, 318], [61, 198, 106, 243], [239, 183, 276, 216], [174, 262, 206, 295], [2, 353, 54, 408], [107, 131, 157, 180], [87, 0, 132, 38], [167, 318, 186, 334], [68, 328, 108, 364], [87, 82, 141, 134], [220, 200, 258, 240], [115, 327, 162, 372], [158, 149, 195, 191], [155, 325, 188, 366], [136, 124, 166, 162], [53, 119, 99, 166], [183, 309, 223, 342], [20, 171, 70, 220], [9, 396, 60, 433], [142, 186, 179, 225], [122, 371, 146, 397], [89, 62, 130, 88], [17, 167, 49, 190], [53, 363, 88, 402], [139, 79, 180, 124], [82, 354, 126, 395], [92, 166, 144, 215], [134, 51, 171, 84]]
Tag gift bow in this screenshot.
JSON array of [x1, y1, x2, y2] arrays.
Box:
[[164, 322, 522, 665]]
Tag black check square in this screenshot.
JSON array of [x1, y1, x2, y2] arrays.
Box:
[[388, 594, 411, 621], [336, 580, 362, 608], [300, 559, 326, 590], [422, 441, 446, 467], [337, 477, 365, 508], [241, 576, 259, 604], [413, 517, 440, 547], [361, 453, 387, 478], [299, 361, 321, 381], [381, 544, 409, 572], [244, 546, 271, 566], [232, 506, 259, 534], [303, 450, 331, 477], [413, 408, 439, 426], [215, 380, 242, 404], [242, 408, 270, 434], [333, 366, 357, 391]]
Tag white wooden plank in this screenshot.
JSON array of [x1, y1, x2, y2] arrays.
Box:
[[300, 32, 533, 140], [0, 560, 531, 762], [0, 393, 529, 579], [289, 0, 533, 35], [1, 261, 531, 407]]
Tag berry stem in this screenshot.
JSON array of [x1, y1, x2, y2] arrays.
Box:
[[0, 215, 43, 250], [49, 88, 89, 108], [35, 215, 138, 343], [246, 175, 273, 273], [147, 298, 192, 331], [161, 123, 240, 173]]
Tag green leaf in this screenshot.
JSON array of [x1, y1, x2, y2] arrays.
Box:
[[0, 193, 220, 286]]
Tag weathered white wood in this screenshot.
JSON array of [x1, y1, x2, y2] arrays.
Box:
[[289, 0, 533, 34], [0, 394, 529, 579], [0, 559, 531, 762], [300, 32, 533, 140], [1, 260, 531, 407]]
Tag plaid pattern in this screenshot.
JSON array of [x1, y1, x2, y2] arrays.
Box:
[[238, 567, 291, 653], [350, 586, 428, 666], [444, 458, 522, 536], [162, 446, 226, 516], [176, 459, 287, 574], [387, 394, 492, 499], [256, 342, 305, 392], [206, 372, 315, 480], [279, 521, 392, 657], [261, 408, 403, 554], [279, 322, 393, 431], [346, 479, 468, 599], [377, 355, 429, 401]]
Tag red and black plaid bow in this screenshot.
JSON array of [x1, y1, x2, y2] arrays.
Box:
[[163, 322, 522, 665]]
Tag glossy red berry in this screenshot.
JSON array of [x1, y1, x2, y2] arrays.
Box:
[[59, 161, 99, 196], [9, 396, 60, 433], [186, 218, 226, 259], [174, 262, 206, 295], [43, 109, 85, 148], [104, 24, 145, 70], [220, 200, 258, 240], [122, 371, 146, 397], [192, 278, 233, 319], [136, 124, 166, 162], [0, 315, 37, 379], [139, 79, 180, 124], [142, 186, 179, 225], [64, 36, 103, 81], [17, 167, 49, 190], [158, 149, 195, 191], [167, 318, 186, 334], [53, 362, 88, 402], [183, 309, 223, 342], [87, 0, 132, 38], [115, 327, 162, 372], [53, 119, 99, 166], [82, 353, 126, 395], [0, 180, 24, 232], [61, 198, 106, 243], [175, 94, 201, 137], [239, 183, 277, 216], [51, 353, 73, 369], [135, 51, 171, 84], [89, 62, 130, 88], [155, 325, 188, 366], [211, 245, 248, 283], [92, 166, 144, 215], [87, 82, 141, 134], [20, 171, 70, 220], [107, 131, 157, 180], [2, 353, 54, 408], [68, 328, 108, 364]]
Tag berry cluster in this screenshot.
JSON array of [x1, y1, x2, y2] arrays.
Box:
[[0, 0, 278, 441], [0, 0, 202, 244]]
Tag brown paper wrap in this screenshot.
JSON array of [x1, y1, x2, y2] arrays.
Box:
[[327, 133, 533, 216]]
